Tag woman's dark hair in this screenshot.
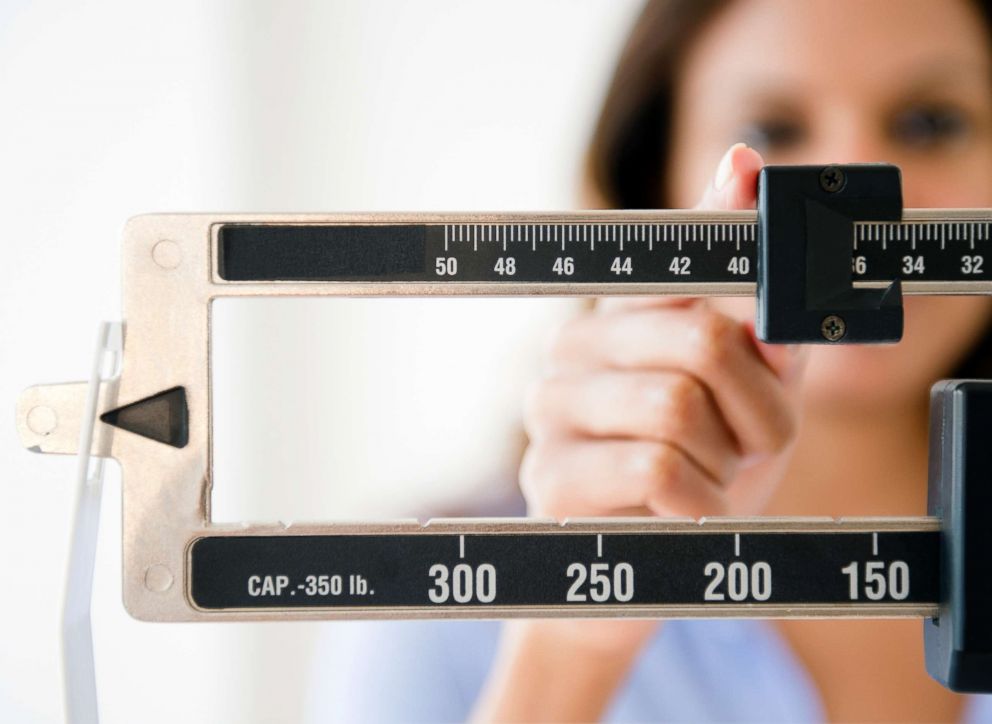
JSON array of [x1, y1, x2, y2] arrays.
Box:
[[584, 0, 992, 378], [585, 0, 728, 209]]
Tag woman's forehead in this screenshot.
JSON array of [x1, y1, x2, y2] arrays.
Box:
[[680, 0, 991, 99]]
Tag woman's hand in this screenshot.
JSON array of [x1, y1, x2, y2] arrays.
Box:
[[524, 143, 805, 521], [517, 142, 806, 651], [472, 143, 809, 723]]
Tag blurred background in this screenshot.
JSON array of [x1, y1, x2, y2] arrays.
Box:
[[0, 2, 641, 722]]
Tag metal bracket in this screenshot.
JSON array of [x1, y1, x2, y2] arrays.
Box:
[[756, 164, 904, 343], [926, 379, 992, 692], [17, 380, 119, 457]]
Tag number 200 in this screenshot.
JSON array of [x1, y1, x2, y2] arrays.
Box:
[[704, 561, 772, 601]]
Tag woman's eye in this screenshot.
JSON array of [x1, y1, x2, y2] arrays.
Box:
[[736, 119, 805, 153], [889, 105, 970, 148]]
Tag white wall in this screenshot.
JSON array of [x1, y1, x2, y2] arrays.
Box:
[[0, 2, 641, 722]]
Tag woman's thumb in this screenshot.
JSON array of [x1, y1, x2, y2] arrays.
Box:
[[695, 142, 764, 211], [697, 145, 805, 382]]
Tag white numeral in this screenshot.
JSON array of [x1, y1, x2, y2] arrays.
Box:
[[703, 561, 772, 601], [428, 563, 496, 604], [902, 255, 925, 274], [727, 256, 750, 276], [611, 256, 633, 275], [494, 257, 516, 276], [962, 255, 984, 275], [840, 560, 909, 601], [566, 562, 635, 602], [435, 257, 457, 276], [553, 257, 574, 276], [669, 256, 691, 275], [302, 574, 342, 596]]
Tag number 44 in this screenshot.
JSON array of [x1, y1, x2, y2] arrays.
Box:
[[611, 256, 632, 275]]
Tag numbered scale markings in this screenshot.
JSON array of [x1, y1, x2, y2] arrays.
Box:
[[217, 214, 992, 289], [190, 525, 939, 615]]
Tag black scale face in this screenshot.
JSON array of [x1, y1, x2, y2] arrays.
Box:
[[217, 220, 991, 285], [190, 530, 939, 613]]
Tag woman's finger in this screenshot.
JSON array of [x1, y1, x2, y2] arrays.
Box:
[[524, 369, 739, 486], [520, 438, 728, 519], [595, 296, 700, 314], [547, 304, 801, 458], [695, 142, 764, 211]]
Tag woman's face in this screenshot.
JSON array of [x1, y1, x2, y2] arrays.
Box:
[[667, 0, 992, 414]]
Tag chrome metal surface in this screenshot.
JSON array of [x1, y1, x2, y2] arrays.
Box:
[[16, 210, 987, 621]]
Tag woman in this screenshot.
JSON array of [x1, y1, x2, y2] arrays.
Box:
[[309, 0, 992, 720]]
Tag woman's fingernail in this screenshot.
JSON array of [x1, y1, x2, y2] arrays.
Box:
[[714, 145, 737, 191]]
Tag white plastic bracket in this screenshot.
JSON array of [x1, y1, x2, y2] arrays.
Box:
[[61, 322, 122, 724]]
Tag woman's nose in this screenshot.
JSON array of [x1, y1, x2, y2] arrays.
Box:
[[806, 111, 889, 165]]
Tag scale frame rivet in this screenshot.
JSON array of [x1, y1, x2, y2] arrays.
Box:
[[819, 166, 846, 193], [821, 314, 846, 341]]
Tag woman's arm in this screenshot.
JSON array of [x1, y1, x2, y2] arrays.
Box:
[[472, 620, 648, 722]]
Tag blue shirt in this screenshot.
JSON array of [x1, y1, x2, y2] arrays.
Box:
[[305, 618, 992, 722]]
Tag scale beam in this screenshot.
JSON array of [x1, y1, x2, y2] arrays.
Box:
[[215, 209, 992, 295], [190, 518, 940, 619], [14, 164, 992, 691]]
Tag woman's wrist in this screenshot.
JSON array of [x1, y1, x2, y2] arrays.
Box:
[[470, 619, 652, 722]]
